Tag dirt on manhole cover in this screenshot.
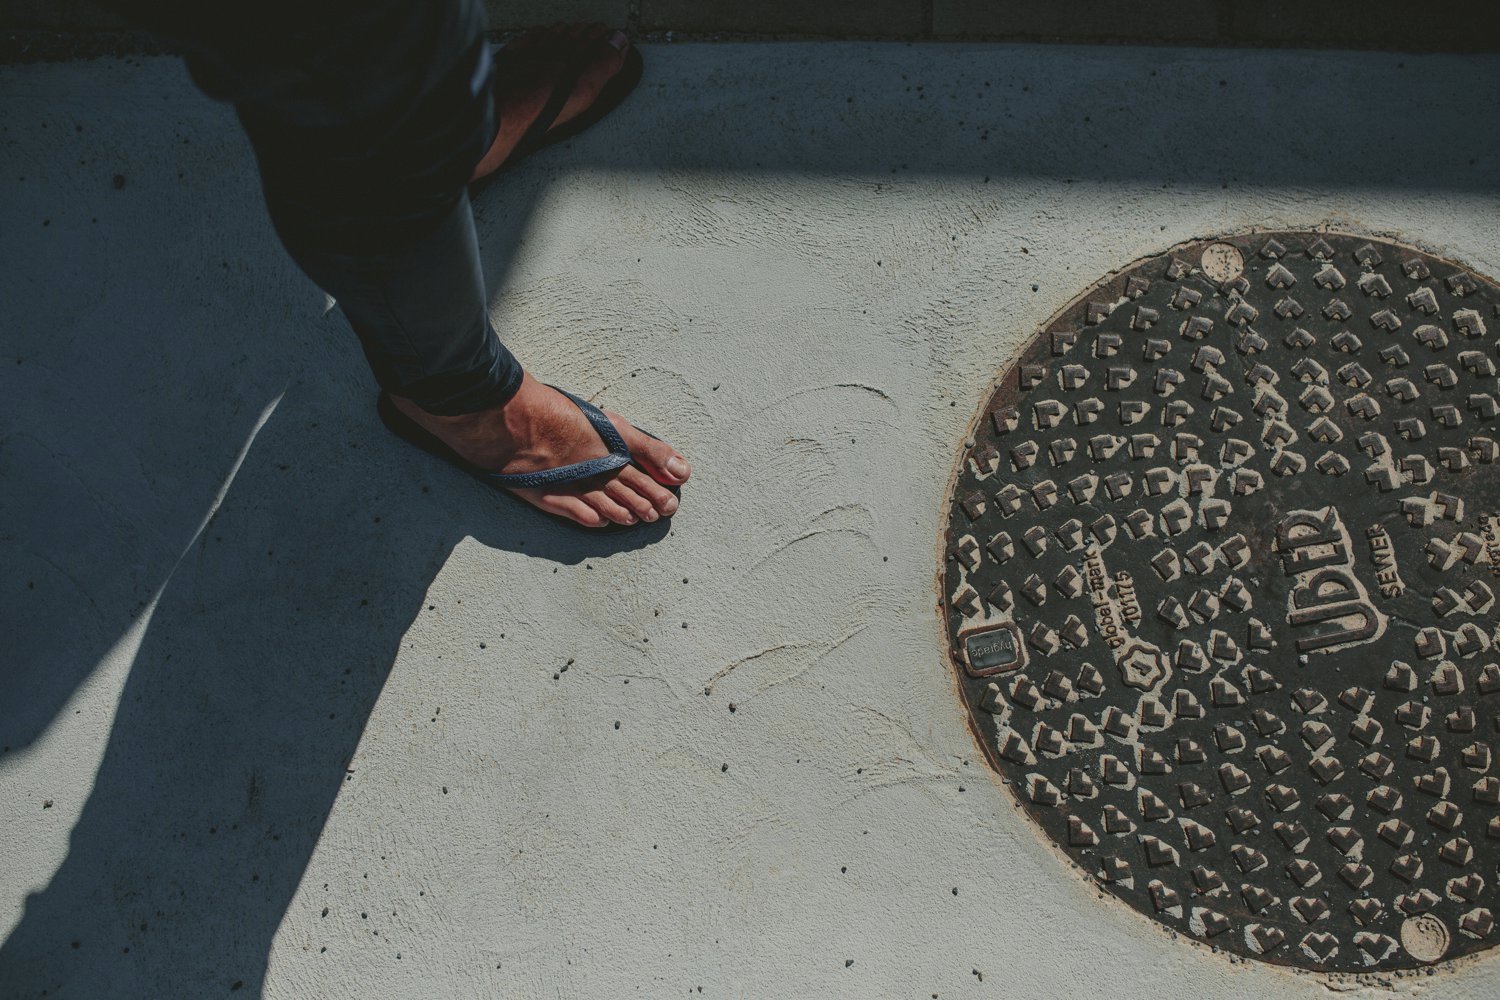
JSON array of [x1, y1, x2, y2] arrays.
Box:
[[941, 232, 1500, 973]]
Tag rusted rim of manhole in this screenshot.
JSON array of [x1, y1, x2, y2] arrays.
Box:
[[940, 231, 1500, 974]]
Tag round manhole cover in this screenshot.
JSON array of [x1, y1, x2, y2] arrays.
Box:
[[942, 232, 1500, 972]]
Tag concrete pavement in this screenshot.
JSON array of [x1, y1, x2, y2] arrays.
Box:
[[2, 41, 1499, 999]]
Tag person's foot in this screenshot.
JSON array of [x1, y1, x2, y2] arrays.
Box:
[[390, 372, 690, 528], [470, 24, 633, 182]]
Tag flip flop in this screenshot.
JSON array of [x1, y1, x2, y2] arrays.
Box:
[[376, 388, 678, 532], [471, 27, 644, 189]]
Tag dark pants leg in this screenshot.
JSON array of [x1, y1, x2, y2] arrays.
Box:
[[109, 0, 525, 414], [275, 189, 521, 414]]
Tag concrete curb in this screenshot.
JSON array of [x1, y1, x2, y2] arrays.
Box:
[[3, 0, 1498, 52]]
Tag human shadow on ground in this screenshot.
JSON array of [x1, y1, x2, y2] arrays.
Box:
[[3, 38, 1497, 999], [0, 351, 665, 997], [0, 68, 663, 996]]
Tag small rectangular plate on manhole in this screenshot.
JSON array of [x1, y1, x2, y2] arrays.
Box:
[[959, 622, 1025, 676]]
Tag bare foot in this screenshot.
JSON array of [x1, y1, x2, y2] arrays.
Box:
[[470, 25, 633, 182], [390, 372, 690, 528]]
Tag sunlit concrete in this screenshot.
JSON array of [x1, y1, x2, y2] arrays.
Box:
[[2, 42, 1498, 999]]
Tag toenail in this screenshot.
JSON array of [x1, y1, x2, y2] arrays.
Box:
[[666, 457, 689, 480], [609, 31, 628, 51], [643, 508, 658, 522]]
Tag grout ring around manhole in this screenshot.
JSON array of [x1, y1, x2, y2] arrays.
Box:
[[941, 231, 1500, 974]]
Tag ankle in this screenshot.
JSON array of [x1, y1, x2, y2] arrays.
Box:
[[391, 371, 548, 451]]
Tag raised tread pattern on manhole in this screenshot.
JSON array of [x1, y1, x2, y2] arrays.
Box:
[[943, 232, 1500, 973]]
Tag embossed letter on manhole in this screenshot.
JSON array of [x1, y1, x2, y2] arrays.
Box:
[[941, 233, 1500, 973]]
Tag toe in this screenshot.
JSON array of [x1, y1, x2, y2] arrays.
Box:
[[608, 411, 691, 486], [619, 464, 678, 517], [600, 33, 629, 75], [540, 494, 607, 528], [605, 476, 660, 522], [583, 488, 637, 526]]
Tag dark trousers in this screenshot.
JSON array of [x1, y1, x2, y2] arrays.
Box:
[[108, 0, 525, 414]]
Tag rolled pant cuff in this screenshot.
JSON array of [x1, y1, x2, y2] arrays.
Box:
[[407, 348, 526, 416]]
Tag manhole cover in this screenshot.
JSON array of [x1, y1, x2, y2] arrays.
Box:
[[942, 232, 1500, 973]]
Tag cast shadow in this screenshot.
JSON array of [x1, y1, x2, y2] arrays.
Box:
[[572, 42, 1497, 193], [0, 361, 666, 998], [0, 69, 662, 998]]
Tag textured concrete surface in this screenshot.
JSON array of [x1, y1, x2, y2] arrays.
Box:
[[2, 41, 1499, 1000]]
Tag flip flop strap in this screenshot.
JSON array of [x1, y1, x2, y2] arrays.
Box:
[[484, 387, 632, 489], [499, 40, 594, 164]]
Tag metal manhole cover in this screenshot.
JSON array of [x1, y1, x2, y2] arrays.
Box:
[[942, 232, 1500, 973]]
